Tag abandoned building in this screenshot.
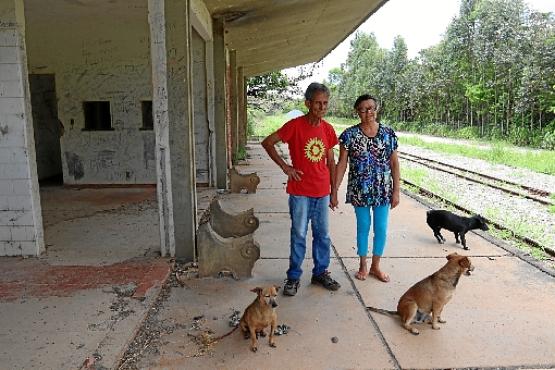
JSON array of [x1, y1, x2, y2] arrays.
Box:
[[0, 0, 386, 261]]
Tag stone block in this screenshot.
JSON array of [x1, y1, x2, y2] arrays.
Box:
[[229, 167, 260, 193], [208, 198, 259, 238], [197, 221, 260, 278]]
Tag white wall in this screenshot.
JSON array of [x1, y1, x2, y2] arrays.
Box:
[[24, 1, 155, 184], [0, 0, 44, 256]]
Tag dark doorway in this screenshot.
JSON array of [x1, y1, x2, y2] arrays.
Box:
[[29, 74, 63, 185]]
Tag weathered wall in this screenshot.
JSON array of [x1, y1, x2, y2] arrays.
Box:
[[191, 0, 216, 187], [0, 0, 44, 256], [24, 1, 155, 184], [192, 28, 210, 185]]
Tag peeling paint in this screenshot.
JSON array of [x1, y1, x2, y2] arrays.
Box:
[[64, 152, 84, 180], [143, 135, 155, 169]]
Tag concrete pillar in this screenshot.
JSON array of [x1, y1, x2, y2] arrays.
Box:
[[212, 18, 228, 189], [0, 0, 44, 256], [237, 67, 247, 150], [228, 50, 238, 162], [148, 0, 197, 261]]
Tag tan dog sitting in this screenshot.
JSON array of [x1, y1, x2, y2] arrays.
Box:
[[239, 286, 279, 352], [367, 253, 473, 335]]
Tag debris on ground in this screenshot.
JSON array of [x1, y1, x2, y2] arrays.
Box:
[[217, 270, 238, 280], [79, 356, 95, 369], [228, 310, 241, 327], [274, 324, 290, 336], [175, 262, 199, 286], [113, 283, 137, 297]]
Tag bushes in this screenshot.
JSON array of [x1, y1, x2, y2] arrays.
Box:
[[389, 119, 554, 149], [540, 121, 555, 150]]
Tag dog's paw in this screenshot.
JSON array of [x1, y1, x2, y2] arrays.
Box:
[[251, 346, 258, 352], [432, 325, 441, 330], [410, 328, 420, 335], [439, 318, 446, 323], [269, 341, 276, 348]]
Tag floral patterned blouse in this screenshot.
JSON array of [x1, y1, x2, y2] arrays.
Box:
[[338, 123, 398, 207]]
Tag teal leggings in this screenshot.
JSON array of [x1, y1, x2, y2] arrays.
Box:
[[354, 204, 390, 257]]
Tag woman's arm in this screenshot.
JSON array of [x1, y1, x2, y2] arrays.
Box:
[[390, 150, 400, 209], [330, 145, 348, 209]]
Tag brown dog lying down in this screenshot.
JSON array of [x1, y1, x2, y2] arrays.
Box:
[[239, 286, 280, 352], [367, 253, 474, 335]]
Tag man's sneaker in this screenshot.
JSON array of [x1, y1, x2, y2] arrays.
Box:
[[311, 271, 341, 291], [283, 279, 300, 296]]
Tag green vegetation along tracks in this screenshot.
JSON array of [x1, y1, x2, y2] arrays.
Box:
[[398, 151, 554, 207], [401, 178, 555, 258]]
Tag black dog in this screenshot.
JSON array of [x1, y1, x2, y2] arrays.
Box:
[[426, 210, 489, 250]]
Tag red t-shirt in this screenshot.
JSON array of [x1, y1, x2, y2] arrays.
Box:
[[277, 115, 338, 197]]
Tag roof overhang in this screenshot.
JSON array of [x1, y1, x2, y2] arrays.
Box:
[[205, 0, 387, 76]]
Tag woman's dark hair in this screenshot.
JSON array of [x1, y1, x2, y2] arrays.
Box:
[[353, 94, 379, 110]]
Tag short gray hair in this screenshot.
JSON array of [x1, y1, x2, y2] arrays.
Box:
[[304, 82, 330, 100]]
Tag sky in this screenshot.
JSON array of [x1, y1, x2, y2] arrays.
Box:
[[291, 0, 555, 90]]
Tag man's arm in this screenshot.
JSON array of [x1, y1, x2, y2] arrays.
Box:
[[326, 146, 336, 209], [261, 132, 303, 181]]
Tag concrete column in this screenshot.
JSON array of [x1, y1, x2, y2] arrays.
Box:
[[148, 0, 197, 260], [212, 18, 227, 189], [0, 0, 44, 256], [228, 50, 238, 162], [237, 67, 247, 150]]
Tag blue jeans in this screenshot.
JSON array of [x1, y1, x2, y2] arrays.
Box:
[[287, 195, 331, 280], [354, 204, 390, 257]]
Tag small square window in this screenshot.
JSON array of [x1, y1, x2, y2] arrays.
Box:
[[83, 101, 112, 131], [141, 101, 153, 130]]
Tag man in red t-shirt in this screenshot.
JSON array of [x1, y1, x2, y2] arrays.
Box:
[[262, 82, 341, 296]]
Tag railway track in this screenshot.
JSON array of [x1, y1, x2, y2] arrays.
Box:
[[398, 159, 555, 258], [398, 151, 554, 207]]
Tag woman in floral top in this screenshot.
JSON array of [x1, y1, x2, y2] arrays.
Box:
[[331, 94, 400, 282]]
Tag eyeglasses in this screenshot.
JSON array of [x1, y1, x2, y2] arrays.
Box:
[[357, 107, 377, 114]]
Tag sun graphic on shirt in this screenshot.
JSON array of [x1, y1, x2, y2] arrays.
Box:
[[304, 137, 326, 162]]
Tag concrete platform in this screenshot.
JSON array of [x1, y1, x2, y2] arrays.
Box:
[[1, 140, 555, 369], [137, 259, 395, 370]]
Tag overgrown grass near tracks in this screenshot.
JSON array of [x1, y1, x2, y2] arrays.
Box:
[[399, 135, 555, 176], [254, 114, 554, 176], [401, 164, 554, 266]]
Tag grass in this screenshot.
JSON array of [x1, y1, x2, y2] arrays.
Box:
[[482, 206, 553, 251], [250, 113, 358, 138], [252, 114, 555, 177], [402, 163, 553, 265], [399, 135, 555, 176], [251, 113, 288, 137]]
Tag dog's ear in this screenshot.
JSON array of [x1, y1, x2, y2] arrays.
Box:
[[446, 252, 459, 260], [274, 285, 280, 292], [250, 287, 262, 294], [459, 257, 471, 269]]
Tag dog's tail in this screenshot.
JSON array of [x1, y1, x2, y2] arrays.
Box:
[[366, 306, 398, 317]]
